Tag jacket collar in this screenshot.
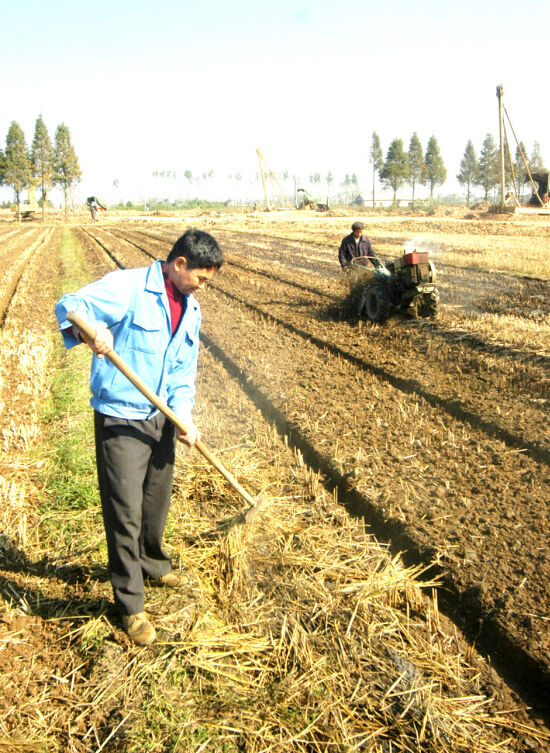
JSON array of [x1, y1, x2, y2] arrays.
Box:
[[146, 260, 167, 294], [146, 260, 200, 314]]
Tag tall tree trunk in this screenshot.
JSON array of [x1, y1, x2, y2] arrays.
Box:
[[68, 184, 75, 214]]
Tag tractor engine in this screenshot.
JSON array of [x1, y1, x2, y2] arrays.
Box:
[[388, 252, 437, 302], [357, 250, 439, 323]]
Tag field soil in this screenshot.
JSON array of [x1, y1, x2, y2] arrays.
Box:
[[0, 210, 549, 749], [78, 214, 550, 706]]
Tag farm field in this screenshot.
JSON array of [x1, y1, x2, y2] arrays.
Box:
[[0, 211, 549, 751]]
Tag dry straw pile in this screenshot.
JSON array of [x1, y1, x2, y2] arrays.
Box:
[[0, 228, 547, 751], [143, 353, 543, 752]]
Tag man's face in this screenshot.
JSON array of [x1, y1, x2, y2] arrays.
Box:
[[353, 228, 363, 239], [168, 256, 217, 295]]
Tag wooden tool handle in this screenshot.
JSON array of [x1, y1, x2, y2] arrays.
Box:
[[66, 311, 257, 508]]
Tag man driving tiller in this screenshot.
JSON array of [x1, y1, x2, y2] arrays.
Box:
[[338, 221, 380, 270]]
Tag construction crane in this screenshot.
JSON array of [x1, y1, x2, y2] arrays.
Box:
[[496, 85, 549, 214], [256, 148, 292, 211]]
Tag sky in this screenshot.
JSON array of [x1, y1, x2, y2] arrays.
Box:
[[1, 0, 549, 206]]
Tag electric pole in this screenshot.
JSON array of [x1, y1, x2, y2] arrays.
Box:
[[497, 85, 505, 207]]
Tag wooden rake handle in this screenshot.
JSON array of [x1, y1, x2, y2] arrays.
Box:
[[66, 311, 258, 508]]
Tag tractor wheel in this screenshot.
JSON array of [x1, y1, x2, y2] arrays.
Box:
[[361, 283, 392, 323], [418, 292, 439, 318]]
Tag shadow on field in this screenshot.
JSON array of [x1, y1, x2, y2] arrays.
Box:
[[200, 331, 550, 726], [0, 534, 111, 620], [0, 572, 111, 621], [214, 286, 550, 467]]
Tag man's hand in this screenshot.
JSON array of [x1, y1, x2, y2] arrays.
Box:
[[176, 421, 200, 447], [73, 322, 113, 358], [92, 323, 114, 357]]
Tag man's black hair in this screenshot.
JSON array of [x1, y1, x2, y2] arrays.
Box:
[[166, 228, 224, 269]]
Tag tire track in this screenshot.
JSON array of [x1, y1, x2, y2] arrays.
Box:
[[109, 225, 550, 367], [0, 228, 54, 327], [200, 327, 550, 723], [84, 226, 550, 466], [67, 224, 550, 723]]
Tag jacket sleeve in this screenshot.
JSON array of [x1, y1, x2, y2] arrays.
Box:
[[54, 270, 133, 349], [338, 239, 347, 268], [366, 237, 376, 257]]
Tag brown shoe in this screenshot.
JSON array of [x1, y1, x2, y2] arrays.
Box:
[[148, 572, 185, 588], [121, 612, 156, 646]]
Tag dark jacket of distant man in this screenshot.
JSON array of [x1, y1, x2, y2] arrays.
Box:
[[338, 232, 376, 269]]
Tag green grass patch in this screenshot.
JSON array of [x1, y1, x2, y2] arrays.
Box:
[[41, 228, 103, 547], [123, 663, 243, 753]]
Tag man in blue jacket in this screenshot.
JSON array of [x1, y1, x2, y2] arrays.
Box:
[[338, 221, 379, 269], [55, 228, 223, 645]]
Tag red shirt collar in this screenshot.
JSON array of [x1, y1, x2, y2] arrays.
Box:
[[161, 265, 184, 300], [162, 264, 186, 333]]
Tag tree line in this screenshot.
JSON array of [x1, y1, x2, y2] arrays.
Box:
[[0, 116, 81, 219], [456, 136, 545, 205], [369, 131, 546, 207], [369, 132, 447, 207]]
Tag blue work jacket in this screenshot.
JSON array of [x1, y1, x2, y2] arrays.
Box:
[[55, 261, 201, 421]]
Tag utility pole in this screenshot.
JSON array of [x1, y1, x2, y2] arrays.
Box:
[[497, 85, 506, 207]]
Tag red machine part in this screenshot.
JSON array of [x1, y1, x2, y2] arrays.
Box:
[[402, 251, 429, 266]]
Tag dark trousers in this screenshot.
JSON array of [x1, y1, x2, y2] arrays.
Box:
[[94, 411, 176, 615]]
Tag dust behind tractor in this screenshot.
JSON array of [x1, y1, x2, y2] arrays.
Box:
[[350, 250, 439, 324]]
